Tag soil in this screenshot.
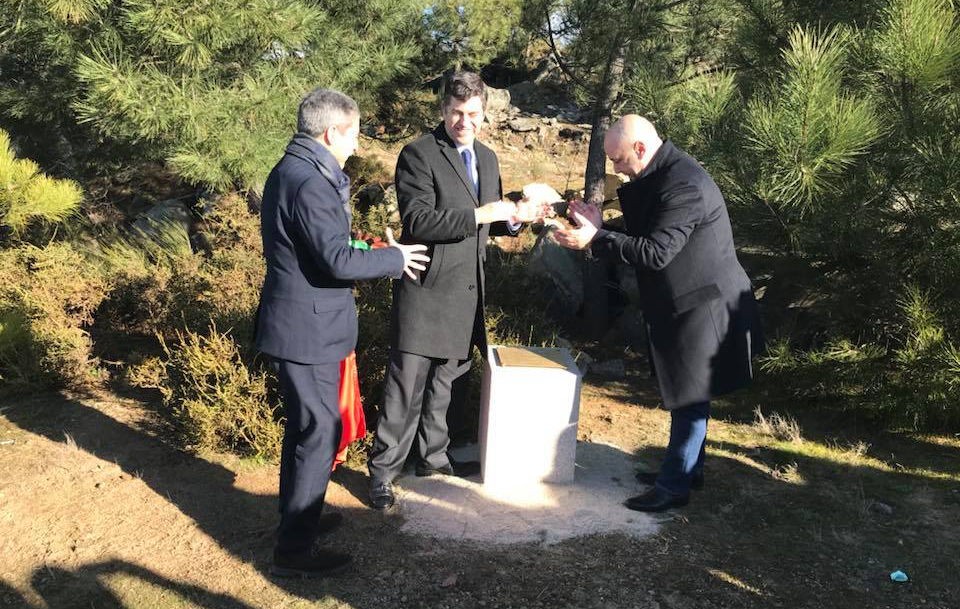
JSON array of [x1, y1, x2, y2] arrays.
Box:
[[2, 368, 958, 609]]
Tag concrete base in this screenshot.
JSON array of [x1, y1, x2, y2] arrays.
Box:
[[479, 345, 582, 486]]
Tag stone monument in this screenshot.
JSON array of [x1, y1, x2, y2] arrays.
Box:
[[479, 345, 582, 486]]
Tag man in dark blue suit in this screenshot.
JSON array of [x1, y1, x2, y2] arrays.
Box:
[[557, 115, 762, 512], [256, 88, 429, 576]]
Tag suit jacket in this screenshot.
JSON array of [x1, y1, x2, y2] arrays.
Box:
[[594, 140, 763, 408], [256, 133, 404, 365], [390, 123, 516, 360]]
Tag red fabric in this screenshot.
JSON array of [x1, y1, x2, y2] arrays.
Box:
[[333, 351, 366, 470]]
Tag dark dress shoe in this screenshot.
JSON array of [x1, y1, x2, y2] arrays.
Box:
[[635, 470, 704, 490], [624, 486, 690, 512], [315, 511, 343, 535], [415, 459, 481, 478], [369, 480, 395, 509], [270, 546, 352, 578]]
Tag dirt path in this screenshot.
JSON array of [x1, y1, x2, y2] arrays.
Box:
[[1, 374, 958, 609]]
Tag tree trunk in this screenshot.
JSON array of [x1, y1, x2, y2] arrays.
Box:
[[581, 33, 629, 339], [583, 35, 628, 205]]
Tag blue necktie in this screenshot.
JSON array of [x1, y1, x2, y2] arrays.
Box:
[[460, 148, 478, 195]]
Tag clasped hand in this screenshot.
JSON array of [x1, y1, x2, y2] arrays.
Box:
[[554, 199, 601, 250]]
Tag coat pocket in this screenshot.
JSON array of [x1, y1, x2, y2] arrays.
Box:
[[314, 293, 353, 313], [672, 283, 722, 316], [420, 244, 445, 289]]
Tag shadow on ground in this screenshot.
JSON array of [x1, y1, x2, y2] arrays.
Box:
[[2, 388, 958, 608]]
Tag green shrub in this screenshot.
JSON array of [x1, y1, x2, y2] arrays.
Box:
[[0, 243, 107, 390], [483, 239, 558, 349], [158, 326, 281, 460], [0, 129, 83, 238], [759, 286, 960, 431], [96, 193, 264, 350]]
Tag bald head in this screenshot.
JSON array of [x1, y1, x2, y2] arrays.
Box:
[[604, 115, 663, 178]]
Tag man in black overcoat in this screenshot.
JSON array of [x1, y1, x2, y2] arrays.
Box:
[[556, 115, 763, 512], [367, 72, 544, 508], [256, 88, 428, 575]]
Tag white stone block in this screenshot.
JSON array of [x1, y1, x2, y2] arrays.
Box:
[[479, 345, 582, 486]]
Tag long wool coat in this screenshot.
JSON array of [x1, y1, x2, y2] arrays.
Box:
[[390, 123, 516, 360], [594, 140, 763, 409]]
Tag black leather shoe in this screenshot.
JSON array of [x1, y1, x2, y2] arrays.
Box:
[[369, 480, 395, 509], [635, 470, 704, 491], [315, 511, 343, 535], [624, 487, 690, 512], [270, 546, 352, 578], [416, 459, 481, 478]]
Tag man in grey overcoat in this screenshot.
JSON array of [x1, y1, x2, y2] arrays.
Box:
[[556, 115, 763, 512], [367, 71, 544, 508]]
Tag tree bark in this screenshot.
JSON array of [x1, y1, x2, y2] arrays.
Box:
[[581, 32, 629, 339], [583, 34, 628, 205]]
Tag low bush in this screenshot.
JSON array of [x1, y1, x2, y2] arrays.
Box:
[[0, 243, 108, 390], [157, 326, 281, 460], [96, 193, 264, 349], [759, 286, 960, 431]]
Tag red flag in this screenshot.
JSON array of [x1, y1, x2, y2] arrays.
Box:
[[333, 351, 366, 470]]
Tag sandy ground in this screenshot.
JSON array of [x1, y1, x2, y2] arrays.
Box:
[[3, 380, 958, 609], [396, 442, 661, 544]]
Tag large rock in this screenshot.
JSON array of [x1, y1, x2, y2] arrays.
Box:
[[131, 199, 193, 256], [527, 228, 583, 311], [508, 117, 540, 133], [506, 81, 536, 106], [484, 86, 512, 123], [604, 173, 627, 201]]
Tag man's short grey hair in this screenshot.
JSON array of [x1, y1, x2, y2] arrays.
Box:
[[297, 88, 359, 137]]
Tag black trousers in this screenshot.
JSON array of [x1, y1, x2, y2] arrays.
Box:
[[368, 349, 471, 483], [273, 358, 341, 552]]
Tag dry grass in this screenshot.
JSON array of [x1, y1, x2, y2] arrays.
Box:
[[752, 406, 804, 442]]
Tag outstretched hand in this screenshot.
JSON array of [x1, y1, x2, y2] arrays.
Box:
[[475, 200, 517, 225], [386, 227, 430, 279], [511, 199, 552, 224]]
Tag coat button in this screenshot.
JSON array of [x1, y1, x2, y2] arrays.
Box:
[[468, 285, 475, 290]]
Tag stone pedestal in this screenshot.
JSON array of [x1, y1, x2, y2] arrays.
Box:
[[479, 345, 582, 486]]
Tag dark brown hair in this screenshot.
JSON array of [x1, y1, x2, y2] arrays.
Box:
[[441, 71, 486, 110]]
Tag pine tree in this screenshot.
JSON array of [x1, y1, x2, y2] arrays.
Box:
[[522, 0, 734, 203], [423, 0, 525, 71], [0, 129, 82, 238], [0, 0, 425, 191]]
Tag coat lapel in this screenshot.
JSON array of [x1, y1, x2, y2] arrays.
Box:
[[475, 142, 498, 203], [434, 125, 480, 206]]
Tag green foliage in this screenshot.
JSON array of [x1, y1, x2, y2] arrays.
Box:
[[483, 240, 558, 349], [0, 129, 83, 237], [624, 69, 740, 169], [1, 0, 424, 190], [157, 326, 281, 460], [743, 26, 880, 215], [424, 0, 524, 70], [873, 0, 960, 91], [0, 242, 107, 390], [96, 193, 264, 347], [759, 287, 960, 430]]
